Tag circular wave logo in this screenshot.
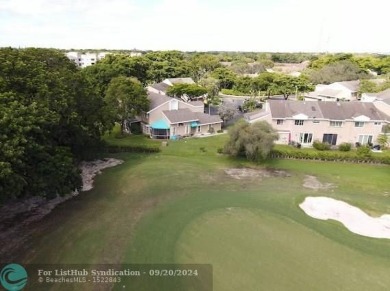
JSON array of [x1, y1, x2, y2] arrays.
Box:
[[0, 264, 28, 291]]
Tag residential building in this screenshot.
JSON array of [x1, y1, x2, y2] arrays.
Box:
[[66, 51, 110, 68], [65, 50, 142, 68], [147, 77, 207, 102], [245, 100, 389, 147], [361, 88, 390, 103], [304, 80, 360, 102], [140, 91, 222, 139], [147, 78, 196, 95]]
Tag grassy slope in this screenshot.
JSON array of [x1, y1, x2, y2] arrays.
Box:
[[16, 134, 390, 291]]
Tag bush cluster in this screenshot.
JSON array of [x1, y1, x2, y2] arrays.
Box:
[[270, 147, 390, 164], [338, 143, 352, 152], [105, 145, 160, 153], [221, 89, 252, 96], [312, 140, 331, 151]]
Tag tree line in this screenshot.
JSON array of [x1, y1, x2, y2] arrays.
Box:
[[0, 48, 151, 202]]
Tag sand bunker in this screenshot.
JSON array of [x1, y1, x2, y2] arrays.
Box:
[[300, 197, 390, 239], [303, 175, 336, 191], [224, 168, 290, 180]]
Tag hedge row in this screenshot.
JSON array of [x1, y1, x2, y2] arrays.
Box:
[[220, 89, 252, 96], [105, 145, 161, 153], [270, 148, 390, 164]]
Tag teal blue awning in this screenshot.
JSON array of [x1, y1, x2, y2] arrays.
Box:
[[151, 119, 170, 129], [190, 121, 199, 128]]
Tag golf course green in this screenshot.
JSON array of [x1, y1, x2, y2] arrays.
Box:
[[15, 134, 390, 290]]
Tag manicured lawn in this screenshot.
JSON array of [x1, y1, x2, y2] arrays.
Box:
[[15, 135, 390, 291], [103, 124, 161, 147]]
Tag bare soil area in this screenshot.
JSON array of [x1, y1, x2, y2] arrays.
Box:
[[224, 168, 291, 180], [302, 175, 336, 191]]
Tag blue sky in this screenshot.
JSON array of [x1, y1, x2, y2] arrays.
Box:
[[0, 0, 389, 53]]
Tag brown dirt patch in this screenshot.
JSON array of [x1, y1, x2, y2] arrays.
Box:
[[224, 168, 291, 180], [302, 175, 336, 191]]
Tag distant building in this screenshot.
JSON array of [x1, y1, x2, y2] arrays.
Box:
[[65, 51, 110, 68], [65, 50, 142, 68], [304, 80, 360, 102]]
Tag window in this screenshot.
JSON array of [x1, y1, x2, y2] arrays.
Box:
[[277, 119, 284, 125], [299, 133, 313, 144], [197, 126, 201, 133], [295, 120, 304, 126], [374, 122, 381, 125], [355, 121, 364, 127], [178, 123, 184, 127], [313, 120, 320, 124], [330, 121, 342, 127], [323, 134, 338, 145], [358, 135, 373, 145]]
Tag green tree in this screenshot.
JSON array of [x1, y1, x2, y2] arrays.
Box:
[[270, 74, 313, 99], [190, 54, 221, 81], [144, 51, 192, 82], [0, 48, 107, 200], [218, 105, 236, 124], [198, 77, 220, 97], [166, 83, 207, 100], [307, 60, 368, 84], [242, 97, 259, 112], [224, 119, 278, 162], [359, 79, 378, 93], [83, 54, 152, 96], [309, 53, 354, 69], [211, 67, 237, 89], [252, 72, 277, 96], [198, 77, 221, 114], [105, 76, 149, 134], [377, 134, 388, 149]]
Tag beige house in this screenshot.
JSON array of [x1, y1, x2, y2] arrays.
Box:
[[141, 91, 222, 139], [245, 100, 389, 147]]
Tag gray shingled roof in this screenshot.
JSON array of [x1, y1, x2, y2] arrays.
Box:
[[334, 80, 360, 91], [195, 112, 223, 124], [163, 109, 198, 123], [268, 100, 388, 121], [269, 100, 322, 119], [148, 91, 171, 111], [317, 88, 343, 97], [319, 102, 386, 120], [188, 101, 204, 107], [376, 88, 390, 100], [150, 82, 170, 92], [162, 109, 222, 124], [244, 109, 269, 121]]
